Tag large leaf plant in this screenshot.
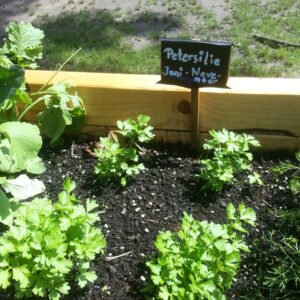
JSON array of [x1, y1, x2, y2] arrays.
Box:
[[0, 22, 86, 177]]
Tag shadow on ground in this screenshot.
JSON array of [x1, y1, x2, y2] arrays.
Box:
[[31, 9, 183, 71], [0, 0, 40, 37]]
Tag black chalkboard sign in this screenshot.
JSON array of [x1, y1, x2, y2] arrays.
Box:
[[160, 39, 232, 88]]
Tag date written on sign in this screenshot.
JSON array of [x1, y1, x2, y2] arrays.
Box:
[[160, 39, 232, 88]]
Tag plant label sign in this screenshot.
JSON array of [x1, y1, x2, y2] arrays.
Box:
[[160, 39, 232, 88]]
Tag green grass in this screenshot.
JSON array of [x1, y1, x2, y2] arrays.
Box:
[[147, 30, 164, 40], [34, 10, 160, 73], [226, 0, 300, 77], [138, 10, 159, 23], [32, 0, 299, 77]]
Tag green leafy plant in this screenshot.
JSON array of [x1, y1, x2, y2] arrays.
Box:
[[94, 114, 154, 186], [0, 65, 25, 105], [263, 208, 300, 298], [247, 209, 300, 299], [0, 174, 45, 200], [0, 121, 45, 174], [35, 80, 86, 145], [0, 21, 86, 146], [0, 177, 106, 300], [94, 137, 145, 187], [116, 114, 155, 144], [0, 21, 44, 69], [200, 129, 262, 192], [264, 233, 300, 298], [272, 209, 300, 233], [0, 189, 10, 225], [144, 203, 256, 299], [271, 152, 300, 195]]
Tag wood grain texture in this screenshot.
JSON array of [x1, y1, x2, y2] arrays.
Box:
[[24, 70, 300, 150], [73, 126, 300, 152], [199, 93, 300, 136]]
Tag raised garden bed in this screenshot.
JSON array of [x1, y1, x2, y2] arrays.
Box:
[[24, 70, 300, 152], [1, 20, 299, 300], [1, 137, 299, 299], [1, 70, 299, 299]]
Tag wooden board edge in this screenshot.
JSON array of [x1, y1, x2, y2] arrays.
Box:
[[68, 125, 300, 152]]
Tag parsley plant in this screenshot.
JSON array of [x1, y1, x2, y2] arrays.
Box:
[[200, 129, 262, 192], [94, 114, 154, 186], [0, 178, 106, 300], [116, 114, 155, 144], [145, 203, 256, 299]]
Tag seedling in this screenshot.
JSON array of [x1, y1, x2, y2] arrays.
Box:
[[94, 114, 154, 186], [200, 129, 262, 192]]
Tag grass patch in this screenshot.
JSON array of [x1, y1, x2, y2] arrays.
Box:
[[147, 30, 165, 40], [32, 0, 299, 77], [73, 44, 160, 74], [33, 8, 183, 74], [34, 10, 135, 72], [34, 10, 161, 73], [226, 0, 300, 77]]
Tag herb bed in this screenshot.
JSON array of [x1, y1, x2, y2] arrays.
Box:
[[1, 20, 299, 300], [1, 137, 298, 300]]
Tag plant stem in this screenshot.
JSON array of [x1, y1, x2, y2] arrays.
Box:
[[37, 48, 81, 93], [17, 97, 45, 121], [16, 91, 71, 121], [17, 48, 81, 121]]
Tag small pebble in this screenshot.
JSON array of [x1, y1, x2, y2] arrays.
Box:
[[220, 200, 227, 208], [62, 159, 68, 166], [152, 168, 160, 177], [108, 265, 117, 274], [177, 171, 185, 179], [167, 157, 174, 163]]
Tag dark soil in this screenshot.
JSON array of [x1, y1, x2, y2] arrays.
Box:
[[1, 136, 299, 299]]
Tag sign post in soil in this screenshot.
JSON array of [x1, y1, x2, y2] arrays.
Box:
[[160, 38, 232, 149]]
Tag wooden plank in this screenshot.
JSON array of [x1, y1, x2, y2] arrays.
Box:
[[25, 71, 184, 91], [74, 126, 300, 152], [75, 126, 192, 144], [25, 71, 191, 131], [25, 70, 300, 94], [24, 88, 192, 130], [199, 92, 300, 136], [24, 71, 300, 150]]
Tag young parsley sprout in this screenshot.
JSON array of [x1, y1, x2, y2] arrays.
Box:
[[200, 129, 263, 191]]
